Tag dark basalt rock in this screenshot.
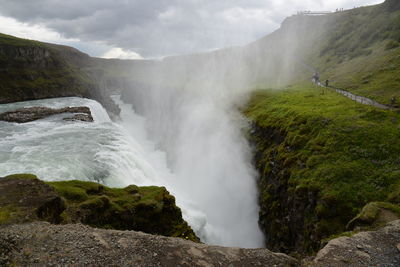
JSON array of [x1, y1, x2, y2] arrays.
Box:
[[0, 106, 93, 123]]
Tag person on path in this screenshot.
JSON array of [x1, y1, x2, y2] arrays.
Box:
[[391, 97, 397, 107]]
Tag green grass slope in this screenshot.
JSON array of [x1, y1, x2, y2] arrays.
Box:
[[0, 33, 96, 103], [311, 1, 400, 105], [245, 84, 400, 254], [245, 0, 400, 103]]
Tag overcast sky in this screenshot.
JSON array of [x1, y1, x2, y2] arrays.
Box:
[[0, 0, 384, 59]]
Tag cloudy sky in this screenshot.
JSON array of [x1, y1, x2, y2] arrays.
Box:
[[0, 0, 384, 59]]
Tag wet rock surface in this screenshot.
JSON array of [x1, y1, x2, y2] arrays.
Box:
[[0, 106, 93, 123], [0, 222, 298, 267], [63, 113, 94, 122]]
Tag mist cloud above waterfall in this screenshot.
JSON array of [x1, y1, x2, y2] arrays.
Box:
[[0, 0, 383, 57]]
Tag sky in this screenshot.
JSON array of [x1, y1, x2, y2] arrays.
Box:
[[0, 0, 384, 59]]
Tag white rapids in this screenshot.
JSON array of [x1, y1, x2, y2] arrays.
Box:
[[0, 95, 264, 248]]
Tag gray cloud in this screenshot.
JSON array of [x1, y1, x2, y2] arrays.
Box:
[[0, 0, 384, 57]]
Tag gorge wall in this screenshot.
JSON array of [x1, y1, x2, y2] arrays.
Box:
[[0, 33, 120, 117]]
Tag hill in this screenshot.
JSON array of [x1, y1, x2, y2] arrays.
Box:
[[0, 33, 121, 117], [237, 0, 400, 256]]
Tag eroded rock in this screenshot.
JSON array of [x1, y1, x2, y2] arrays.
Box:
[[347, 202, 400, 231], [0, 106, 93, 123], [310, 220, 400, 266], [0, 222, 298, 267]]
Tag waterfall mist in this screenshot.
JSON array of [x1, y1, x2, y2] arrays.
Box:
[[109, 12, 319, 247], [119, 49, 266, 247]]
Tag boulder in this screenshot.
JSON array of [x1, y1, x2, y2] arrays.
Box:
[[0, 106, 93, 123], [347, 202, 400, 230], [310, 220, 400, 266]]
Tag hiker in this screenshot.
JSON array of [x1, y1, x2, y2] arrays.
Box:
[[391, 97, 397, 107], [325, 79, 329, 87], [312, 72, 320, 84]]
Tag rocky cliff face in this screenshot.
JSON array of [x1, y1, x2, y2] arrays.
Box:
[[250, 122, 320, 254], [0, 33, 120, 118]]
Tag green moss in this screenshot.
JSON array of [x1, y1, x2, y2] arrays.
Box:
[[347, 202, 400, 230], [0, 207, 11, 224], [46, 180, 200, 242], [245, 84, 400, 253], [4, 173, 38, 180], [0, 205, 21, 225]]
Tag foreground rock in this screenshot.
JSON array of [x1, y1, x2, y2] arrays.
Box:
[[346, 202, 400, 231], [0, 174, 198, 242], [0, 106, 93, 123], [0, 222, 298, 266], [309, 220, 400, 266], [0, 174, 65, 225]]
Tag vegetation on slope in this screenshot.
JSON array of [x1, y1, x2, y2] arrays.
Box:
[[0, 174, 199, 243], [302, 0, 400, 104], [0, 33, 95, 104], [244, 84, 400, 254], [47, 180, 199, 242]]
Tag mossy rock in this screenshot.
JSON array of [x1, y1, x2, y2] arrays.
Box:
[[0, 174, 199, 243], [347, 202, 400, 230], [46, 180, 200, 242], [0, 174, 66, 225]]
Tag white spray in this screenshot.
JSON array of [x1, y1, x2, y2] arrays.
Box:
[[120, 48, 265, 248]]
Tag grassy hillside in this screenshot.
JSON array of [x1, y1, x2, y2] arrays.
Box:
[[241, 0, 400, 104], [0, 33, 123, 116], [310, 1, 400, 105], [245, 84, 400, 254], [0, 33, 96, 103]]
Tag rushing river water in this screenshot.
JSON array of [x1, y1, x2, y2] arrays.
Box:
[[0, 96, 264, 248]]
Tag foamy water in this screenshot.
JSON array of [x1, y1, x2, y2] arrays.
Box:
[[0, 96, 264, 248]]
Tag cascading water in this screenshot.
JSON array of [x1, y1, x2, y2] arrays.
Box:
[[116, 61, 265, 247], [0, 90, 264, 248]]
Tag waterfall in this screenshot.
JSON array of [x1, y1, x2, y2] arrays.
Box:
[[0, 93, 265, 248], [116, 71, 264, 247]]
